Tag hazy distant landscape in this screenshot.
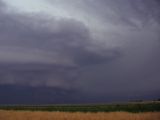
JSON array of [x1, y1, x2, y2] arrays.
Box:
[[0, 102, 160, 112]]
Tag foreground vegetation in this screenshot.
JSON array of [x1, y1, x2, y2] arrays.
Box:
[[0, 102, 160, 113], [0, 110, 160, 120]]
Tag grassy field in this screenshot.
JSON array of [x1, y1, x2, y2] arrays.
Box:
[[0, 110, 160, 120], [0, 102, 160, 120], [0, 102, 160, 113]]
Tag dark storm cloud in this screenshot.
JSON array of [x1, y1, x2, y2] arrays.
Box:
[[0, 0, 160, 103], [0, 0, 120, 88], [46, 0, 160, 99]]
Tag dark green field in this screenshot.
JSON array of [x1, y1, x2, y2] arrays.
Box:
[[0, 102, 160, 113]]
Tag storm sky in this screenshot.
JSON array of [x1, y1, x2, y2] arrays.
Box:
[[0, 0, 160, 104]]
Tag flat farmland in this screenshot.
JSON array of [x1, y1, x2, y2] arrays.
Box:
[[0, 110, 160, 120], [0, 102, 160, 120]]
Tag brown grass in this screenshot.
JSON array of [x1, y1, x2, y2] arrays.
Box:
[[0, 110, 160, 120]]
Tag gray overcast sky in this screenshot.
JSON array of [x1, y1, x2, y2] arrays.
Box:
[[0, 0, 160, 104]]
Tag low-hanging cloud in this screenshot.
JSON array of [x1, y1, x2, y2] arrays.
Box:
[[0, 0, 160, 103], [0, 0, 120, 89], [47, 0, 160, 99]]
